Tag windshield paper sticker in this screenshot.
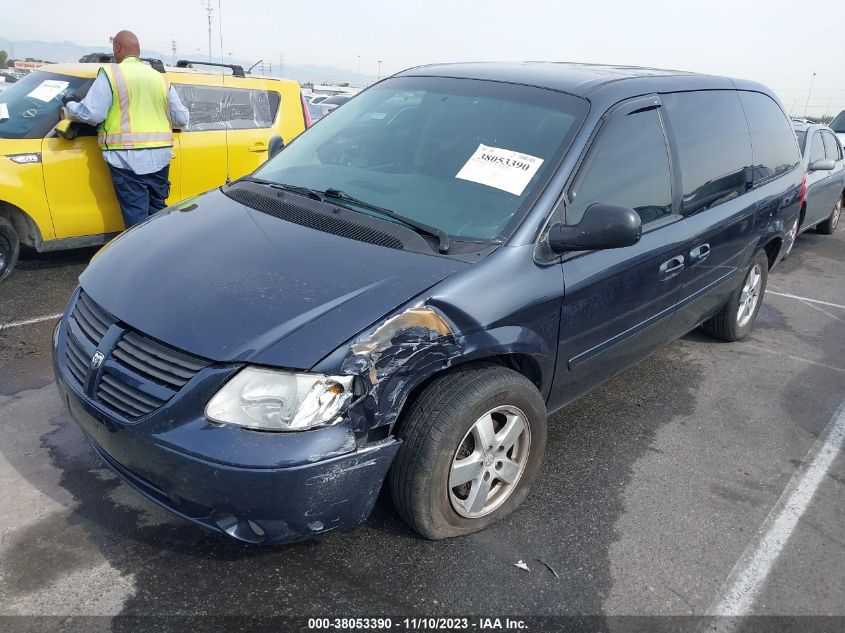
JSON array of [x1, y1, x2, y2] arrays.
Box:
[[456, 144, 544, 196], [26, 80, 69, 103], [0, 103, 8, 120]]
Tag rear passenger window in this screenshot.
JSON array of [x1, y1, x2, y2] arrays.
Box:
[[822, 132, 842, 160], [663, 92, 751, 215], [173, 85, 280, 132], [568, 108, 672, 225], [809, 132, 826, 164], [738, 92, 801, 184]]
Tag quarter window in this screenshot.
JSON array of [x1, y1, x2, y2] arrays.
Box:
[[173, 85, 280, 131], [738, 91, 801, 184], [822, 131, 842, 161], [662, 91, 751, 215], [568, 108, 672, 225]]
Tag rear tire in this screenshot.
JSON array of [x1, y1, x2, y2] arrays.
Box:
[[389, 363, 547, 540], [0, 217, 20, 283], [701, 251, 768, 342], [817, 197, 841, 235]]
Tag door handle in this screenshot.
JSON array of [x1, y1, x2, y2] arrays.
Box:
[[689, 243, 711, 265], [659, 255, 685, 280], [248, 143, 268, 153]]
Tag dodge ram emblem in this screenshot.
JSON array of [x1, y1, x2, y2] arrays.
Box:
[[90, 351, 105, 370]]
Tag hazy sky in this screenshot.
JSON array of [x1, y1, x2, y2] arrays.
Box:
[[6, 0, 844, 114]]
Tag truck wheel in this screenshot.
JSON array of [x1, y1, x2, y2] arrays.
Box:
[[817, 197, 841, 235], [0, 217, 20, 283], [701, 251, 768, 342], [389, 363, 547, 539]]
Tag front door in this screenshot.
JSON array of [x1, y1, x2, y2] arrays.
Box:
[[42, 124, 124, 238], [550, 97, 686, 410], [804, 130, 833, 226]]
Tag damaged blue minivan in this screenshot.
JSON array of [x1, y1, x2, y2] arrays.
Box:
[[54, 63, 802, 543]]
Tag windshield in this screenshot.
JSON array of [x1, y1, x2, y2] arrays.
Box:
[[0, 71, 91, 139], [831, 111, 845, 134], [254, 76, 587, 242]]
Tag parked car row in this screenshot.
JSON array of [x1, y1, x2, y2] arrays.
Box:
[[50, 62, 833, 546]]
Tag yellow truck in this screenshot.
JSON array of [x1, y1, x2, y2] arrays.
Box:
[[0, 59, 309, 281]]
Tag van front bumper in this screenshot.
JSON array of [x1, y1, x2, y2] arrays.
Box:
[[53, 352, 399, 545]]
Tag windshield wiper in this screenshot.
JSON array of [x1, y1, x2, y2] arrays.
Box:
[[238, 176, 325, 202], [322, 188, 450, 253]]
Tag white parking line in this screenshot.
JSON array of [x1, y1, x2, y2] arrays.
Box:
[[707, 399, 845, 627], [0, 313, 63, 331], [767, 290, 845, 311]]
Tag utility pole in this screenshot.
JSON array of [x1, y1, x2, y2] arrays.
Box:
[[201, 0, 214, 62], [803, 72, 816, 118], [357, 54, 361, 86], [377, 60, 382, 81], [171, 40, 177, 66]]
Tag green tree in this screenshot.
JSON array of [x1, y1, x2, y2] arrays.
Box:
[[0, 50, 7, 68]]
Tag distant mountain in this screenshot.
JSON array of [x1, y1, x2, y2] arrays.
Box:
[[0, 35, 376, 86]]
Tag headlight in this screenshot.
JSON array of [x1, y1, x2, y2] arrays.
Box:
[[205, 367, 354, 431]]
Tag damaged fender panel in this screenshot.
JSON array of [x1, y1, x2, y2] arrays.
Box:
[[339, 306, 463, 432]]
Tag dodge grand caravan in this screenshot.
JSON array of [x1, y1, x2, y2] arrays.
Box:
[[0, 59, 308, 281], [54, 63, 802, 543]]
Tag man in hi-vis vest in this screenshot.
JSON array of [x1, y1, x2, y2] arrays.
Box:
[[63, 30, 189, 228]]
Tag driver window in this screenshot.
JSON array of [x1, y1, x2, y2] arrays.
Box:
[[568, 108, 672, 226]]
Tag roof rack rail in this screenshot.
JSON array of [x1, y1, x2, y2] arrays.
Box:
[[78, 54, 165, 73], [175, 59, 245, 78]]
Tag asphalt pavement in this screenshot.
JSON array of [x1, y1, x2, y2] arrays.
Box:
[[0, 229, 843, 631]]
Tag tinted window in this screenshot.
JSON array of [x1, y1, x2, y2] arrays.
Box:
[[738, 92, 800, 184], [822, 131, 842, 160], [568, 108, 672, 225], [808, 132, 826, 164], [173, 84, 280, 131], [663, 91, 751, 215]]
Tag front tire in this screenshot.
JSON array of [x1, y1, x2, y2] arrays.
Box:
[[701, 251, 768, 342], [389, 364, 547, 540], [817, 197, 841, 235], [0, 217, 20, 283]]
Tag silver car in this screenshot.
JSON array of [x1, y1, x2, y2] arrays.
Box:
[[786, 121, 845, 254]]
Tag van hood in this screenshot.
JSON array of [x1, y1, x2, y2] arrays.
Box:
[[80, 188, 467, 368]]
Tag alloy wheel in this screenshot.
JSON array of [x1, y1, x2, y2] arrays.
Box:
[[737, 263, 763, 328], [449, 405, 531, 518]]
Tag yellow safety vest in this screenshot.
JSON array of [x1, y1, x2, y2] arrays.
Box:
[[98, 57, 174, 151]]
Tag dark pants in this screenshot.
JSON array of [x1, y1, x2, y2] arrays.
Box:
[[107, 164, 171, 228]]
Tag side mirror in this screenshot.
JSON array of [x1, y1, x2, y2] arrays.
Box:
[[809, 158, 835, 172], [267, 135, 285, 158], [55, 119, 79, 141], [548, 203, 642, 253]]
